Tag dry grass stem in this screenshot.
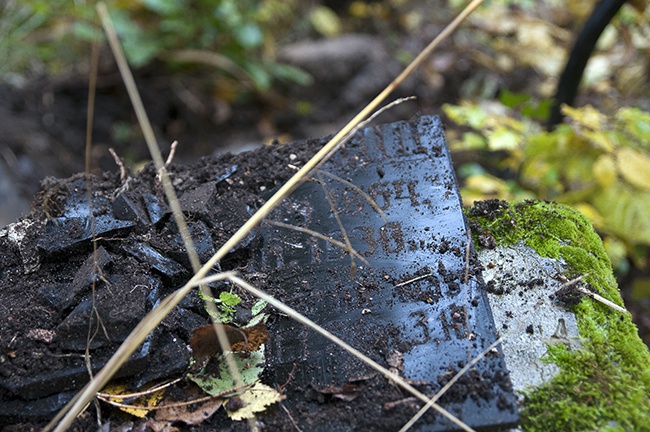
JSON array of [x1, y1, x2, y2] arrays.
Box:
[[316, 170, 387, 222], [97, 2, 251, 428], [280, 403, 304, 432], [266, 220, 370, 267], [314, 96, 418, 172], [95, 3, 201, 273], [317, 171, 358, 277], [575, 286, 628, 314], [97, 378, 182, 401], [96, 382, 249, 412]]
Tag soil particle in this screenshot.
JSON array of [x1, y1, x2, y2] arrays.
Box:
[[552, 283, 587, 308]]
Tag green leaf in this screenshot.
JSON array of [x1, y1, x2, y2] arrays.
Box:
[[269, 63, 313, 86], [188, 346, 265, 396], [245, 313, 268, 328], [593, 184, 650, 245], [460, 131, 487, 150], [243, 60, 272, 90], [251, 300, 267, 316], [205, 306, 234, 324], [499, 89, 530, 108], [141, 0, 186, 15], [123, 36, 160, 68], [234, 23, 263, 49], [617, 107, 650, 147], [72, 21, 100, 42], [521, 98, 552, 121], [219, 291, 242, 307]]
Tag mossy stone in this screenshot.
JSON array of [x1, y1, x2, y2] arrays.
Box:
[[466, 199, 650, 431]]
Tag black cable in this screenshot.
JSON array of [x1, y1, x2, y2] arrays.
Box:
[[548, 0, 627, 129]]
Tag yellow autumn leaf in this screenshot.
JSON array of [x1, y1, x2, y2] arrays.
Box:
[[616, 147, 650, 190], [101, 383, 164, 418], [465, 174, 510, 196], [442, 103, 489, 130], [573, 202, 605, 228], [593, 154, 617, 187], [226, 382, 285, 421], [487, 126, 520, 151], [580, 129, 615, 152], [562, 104, 606, 130], [309, 5, 341, 37], [603, 236, 629, 271]]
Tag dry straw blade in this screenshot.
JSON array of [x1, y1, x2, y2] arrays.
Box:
[[47, 0, 484, 430]]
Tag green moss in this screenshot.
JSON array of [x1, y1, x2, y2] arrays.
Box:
[[466, 199, 650, 431]]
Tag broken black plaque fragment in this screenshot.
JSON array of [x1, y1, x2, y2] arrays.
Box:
[[258, 116, 518, 430]]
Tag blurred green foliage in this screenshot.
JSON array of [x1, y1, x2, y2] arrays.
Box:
[[444, 99, 650, 273], [1, 0, 312, 91]]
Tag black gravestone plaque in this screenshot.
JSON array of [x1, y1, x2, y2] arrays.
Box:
[[257, 116, 518, 431]]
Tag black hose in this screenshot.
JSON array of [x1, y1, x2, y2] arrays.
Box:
[[547, 0, 627, 129]]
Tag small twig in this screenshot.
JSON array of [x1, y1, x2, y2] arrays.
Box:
[[278, 363, 298, 393], [394, 273, 434, 287], [108, 148, 128, 183], [555, 274, 627, 313], [280, 403, 304, 432], [156, 140, 179, 183], [165, 140, 178, 167], [317, 171, 357, 277], [574, 285, 629, 314], [315, 96, 418, 173], [384, 397, 418, 410]]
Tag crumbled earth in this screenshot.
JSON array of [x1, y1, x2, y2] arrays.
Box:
[[0, 137, 325, 430]]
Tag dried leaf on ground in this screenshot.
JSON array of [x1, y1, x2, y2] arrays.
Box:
[[225, 382, 285, 421], [101, 383, 165, 418], [155, 396, 223, 425], [314, 382, 367, 402]]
